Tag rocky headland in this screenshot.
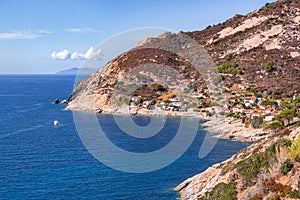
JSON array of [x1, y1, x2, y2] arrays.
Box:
[[175, 127, 300, 200]]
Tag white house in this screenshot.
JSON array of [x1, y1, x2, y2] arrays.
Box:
[[264, 115, 275, 122], [232, 105, 243, 113], [131, 96, 141, 103], [142, 100, 152, 108], [244, 96, 257, 105], [170, 102, 182, 108]]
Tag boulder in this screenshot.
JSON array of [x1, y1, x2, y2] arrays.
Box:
[[53, 98, 60, 104], [229, 172, 239, 182], [60, 99, 68, 104]]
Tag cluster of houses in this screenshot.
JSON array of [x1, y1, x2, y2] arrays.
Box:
[[130, 96, 188, 112], [129, 92, 294, 123], [225, 95, 280, 122]]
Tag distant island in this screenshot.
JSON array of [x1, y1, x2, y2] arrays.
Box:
[[56, 67, 97, 75]]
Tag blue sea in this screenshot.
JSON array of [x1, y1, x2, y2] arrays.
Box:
[[0, 75, 249, 199]]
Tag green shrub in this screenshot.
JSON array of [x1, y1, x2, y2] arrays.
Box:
[[261, 100, 278, 106], [295, 155, 300, 162], [288, 135, 300, 161], [234, 144, 277, 187], [226, 55, 233, 62], [266, 121, 283, 130], [276, 109, 296, 125], [280, 100, 291, 109], [287, 189, 300, 198], [152, 83, 166, 92], [235, 153, 267, 187], [280, 159, 293, 175], [263, 62, 275, 72], [216, 62, 243, 75], [292, 98, 300, 104], [251, 116, 263, 129], [273, 89, 283, 96], [199, 182, 237, 200], [266, 194, 280, 200], [226, 112, 234, 117], [255, 93, 263, 98], [274, 139, 292, 148]]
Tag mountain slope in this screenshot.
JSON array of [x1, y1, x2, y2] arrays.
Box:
[[67, 0, 299, 112], [185, 0, 300, 93]]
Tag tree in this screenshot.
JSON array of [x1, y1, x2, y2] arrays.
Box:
[[266, 121, 283, 131], [280, 100, 291, 109], [280, 159, 293, 175], [251, 116, 263, 129], [276, 109, 296, 126], [261, 100, 278, 106], [291, 98, 300, 110], [255, 93, 263, 98], [152, 83, 166, 92]]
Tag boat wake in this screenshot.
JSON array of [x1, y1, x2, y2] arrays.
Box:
[[0, 125, 44, 139]]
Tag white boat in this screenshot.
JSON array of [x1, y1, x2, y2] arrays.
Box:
[[53, 120, 60, 126]]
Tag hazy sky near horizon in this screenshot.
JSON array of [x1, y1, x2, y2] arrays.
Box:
[[0, 0, 275, 74]]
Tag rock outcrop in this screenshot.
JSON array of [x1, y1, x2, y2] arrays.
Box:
[[175, 127, 300, 200]]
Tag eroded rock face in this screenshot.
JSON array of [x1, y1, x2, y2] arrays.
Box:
[[66, 72, 101, 111], [175, 127, 300, 200]]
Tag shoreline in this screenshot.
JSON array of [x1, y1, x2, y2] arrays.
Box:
[[67, 106, 269, 143], [202, 118, 272, 143]]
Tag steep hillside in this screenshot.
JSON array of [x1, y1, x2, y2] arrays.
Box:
[[67, 0, 299, 113], [175, 127, 300, 200], [185, 0, 300, 93]]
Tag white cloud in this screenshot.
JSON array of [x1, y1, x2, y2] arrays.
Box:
[[65, 28, 82, 33], [65, 28, 101, 33], [70, 51, 86, 60], [51, 47, 104, 61], [50, 49, 70, 60], [37, 29, 56, 34], [0, 32, 40, 40], [84, 47, 104, 60], [0, 29, 55, 40]]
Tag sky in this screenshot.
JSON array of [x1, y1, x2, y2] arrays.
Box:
[[0, 0, 276, 74]]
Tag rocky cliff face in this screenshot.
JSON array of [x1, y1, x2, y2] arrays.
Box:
[[175, 127, 300, 200], [67, 0, 299, 112]]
